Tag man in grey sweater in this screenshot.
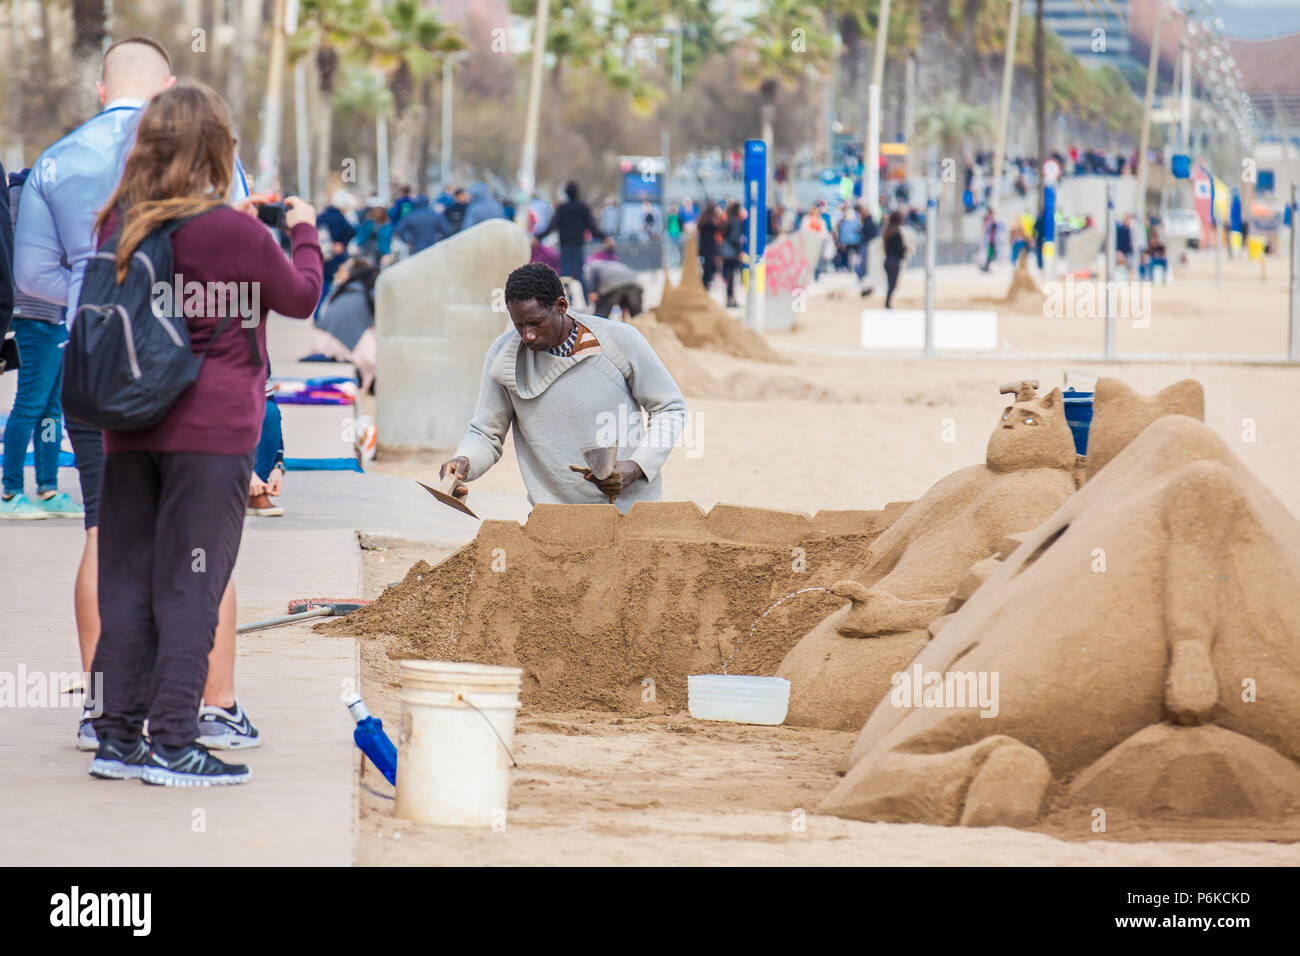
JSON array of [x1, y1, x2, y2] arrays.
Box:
[[440, 263, 687, 512]]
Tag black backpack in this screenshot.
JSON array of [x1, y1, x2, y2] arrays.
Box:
[[62, 213, 260, 431]]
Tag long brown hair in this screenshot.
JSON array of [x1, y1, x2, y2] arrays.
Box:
[[882, 209, 904, 240], [95, 81, 235, 282]]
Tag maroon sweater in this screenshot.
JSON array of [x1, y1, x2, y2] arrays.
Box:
[[101, 208, 323, 455]]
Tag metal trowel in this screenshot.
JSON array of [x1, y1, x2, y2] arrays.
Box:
[[417, 473, 479, 519], [580, 446, 618, 480]]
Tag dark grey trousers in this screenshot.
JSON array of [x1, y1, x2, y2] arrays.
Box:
[[92, 449, 252, 748]]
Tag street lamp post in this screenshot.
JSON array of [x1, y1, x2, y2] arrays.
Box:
[[991, 0, 1021, 215], [518, 0, 550, 214], [864, 0, 891, 219], [1135, 0, 1165, 221]]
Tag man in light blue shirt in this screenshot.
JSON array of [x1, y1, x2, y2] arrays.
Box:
[[12, 35, 252, 751]]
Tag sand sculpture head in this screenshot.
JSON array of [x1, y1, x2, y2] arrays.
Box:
[[986, 387, 1076, 473], [1086, 378, 1204, 479]]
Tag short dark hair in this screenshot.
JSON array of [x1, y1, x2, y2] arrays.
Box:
[[564, 181, 579, 200], [504, 262, 565, 306], [102, 35, 173, 77]]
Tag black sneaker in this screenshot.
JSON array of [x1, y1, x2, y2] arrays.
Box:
[[196, 699, 261, 750], [141, 743, 251, 787], [89, 736, 150, 780]]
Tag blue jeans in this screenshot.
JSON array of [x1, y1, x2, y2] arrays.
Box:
[[3, 320, 67, 496], [255, 398, 283, 482]]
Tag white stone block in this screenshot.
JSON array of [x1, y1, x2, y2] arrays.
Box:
[[375, 219, 530, 448]]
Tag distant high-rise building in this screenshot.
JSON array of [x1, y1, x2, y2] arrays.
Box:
[[1039, 0, 1136, 68]]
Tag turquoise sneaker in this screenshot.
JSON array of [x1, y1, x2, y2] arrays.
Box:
[[34, 491, 85, 519], [0, 493, 49, 519]]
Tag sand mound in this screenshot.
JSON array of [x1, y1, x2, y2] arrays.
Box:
[[820, 413, 1300, 830], [629, 313, 862, 402], [323, 500, 912, 713], [628, 314, 721, 398], [654, 233, 786, 363]]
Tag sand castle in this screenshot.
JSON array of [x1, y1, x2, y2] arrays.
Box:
[[776, 383, 1079, 730], [820, 381, 1300, 830], [653, 233, 785, 363], [325, 500, 912, 712]]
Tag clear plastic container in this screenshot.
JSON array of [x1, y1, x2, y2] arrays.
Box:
[[687, 675, 791, 726]]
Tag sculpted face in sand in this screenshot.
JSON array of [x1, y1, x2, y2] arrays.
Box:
[[831, 385, 1078, 640], [819, 382, 1300, 829]]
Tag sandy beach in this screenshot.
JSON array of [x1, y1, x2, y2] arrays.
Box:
[[344, 249, 1300, 865]]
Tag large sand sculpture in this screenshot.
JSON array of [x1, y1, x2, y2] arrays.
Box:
[[776, 383, 1080, 730], [653, 233, 786, 363], [325, 500, 911, 712], [820, 409, 1300, 829]]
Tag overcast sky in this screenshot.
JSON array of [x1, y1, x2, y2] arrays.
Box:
[[1208, 0, 1300, 39]]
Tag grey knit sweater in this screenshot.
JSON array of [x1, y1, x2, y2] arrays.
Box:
[[454, 313, 688, 512]]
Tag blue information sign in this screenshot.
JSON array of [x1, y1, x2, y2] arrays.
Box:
[[744, 139, 767, 259]]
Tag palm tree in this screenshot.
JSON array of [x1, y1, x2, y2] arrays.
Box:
[[510, 0, 602, 92], [743, 0, 832, 154], [914, 90, 993, 239], [377, 0, 463, 191], [293, 0, 385, 200]]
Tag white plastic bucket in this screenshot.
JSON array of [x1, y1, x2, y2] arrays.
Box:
[[687, 675, 790, 725], [394, 660, 523, 827]]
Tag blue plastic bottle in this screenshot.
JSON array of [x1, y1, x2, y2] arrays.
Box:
[[344, 694, 397, 785]]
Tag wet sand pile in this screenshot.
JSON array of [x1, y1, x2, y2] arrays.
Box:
[[653, 233, 786, 363], [820, 381, 1300, 834], [323, 500, 912, 713]]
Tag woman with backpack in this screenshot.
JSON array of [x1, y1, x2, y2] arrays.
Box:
[[85, 82, 322, 786]]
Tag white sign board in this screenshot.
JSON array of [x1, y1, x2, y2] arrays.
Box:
[[860, 309, 999, 352]]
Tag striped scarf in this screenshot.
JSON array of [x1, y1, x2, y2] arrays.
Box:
[[547, 318, 580, 357]]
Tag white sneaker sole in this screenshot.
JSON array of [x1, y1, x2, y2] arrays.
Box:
[[140, 766, 252, 787], [196, 732, 262, 750], [89, 759, 145, 780], [0, 511, 49, 520]]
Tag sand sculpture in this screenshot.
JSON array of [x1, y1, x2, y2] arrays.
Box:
[[820, 409, 1300, 829], [653, 232, 786, 363], [325, 500, 912, 712], [775, 383, 1080, 730], [374, 218, 529, 447], [1085, 377, 1204, 478], [1002, 247, 1042, 305]]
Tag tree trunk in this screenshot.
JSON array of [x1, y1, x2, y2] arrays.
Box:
[[389, 104, 423, 192], [417, 73, 434, 193], [5, 0, 24, 172], [960, 0, 982, 100], [315, 91, 334, 203], [1035, 0, 1046, 215], [70, 0, 107, 121]]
